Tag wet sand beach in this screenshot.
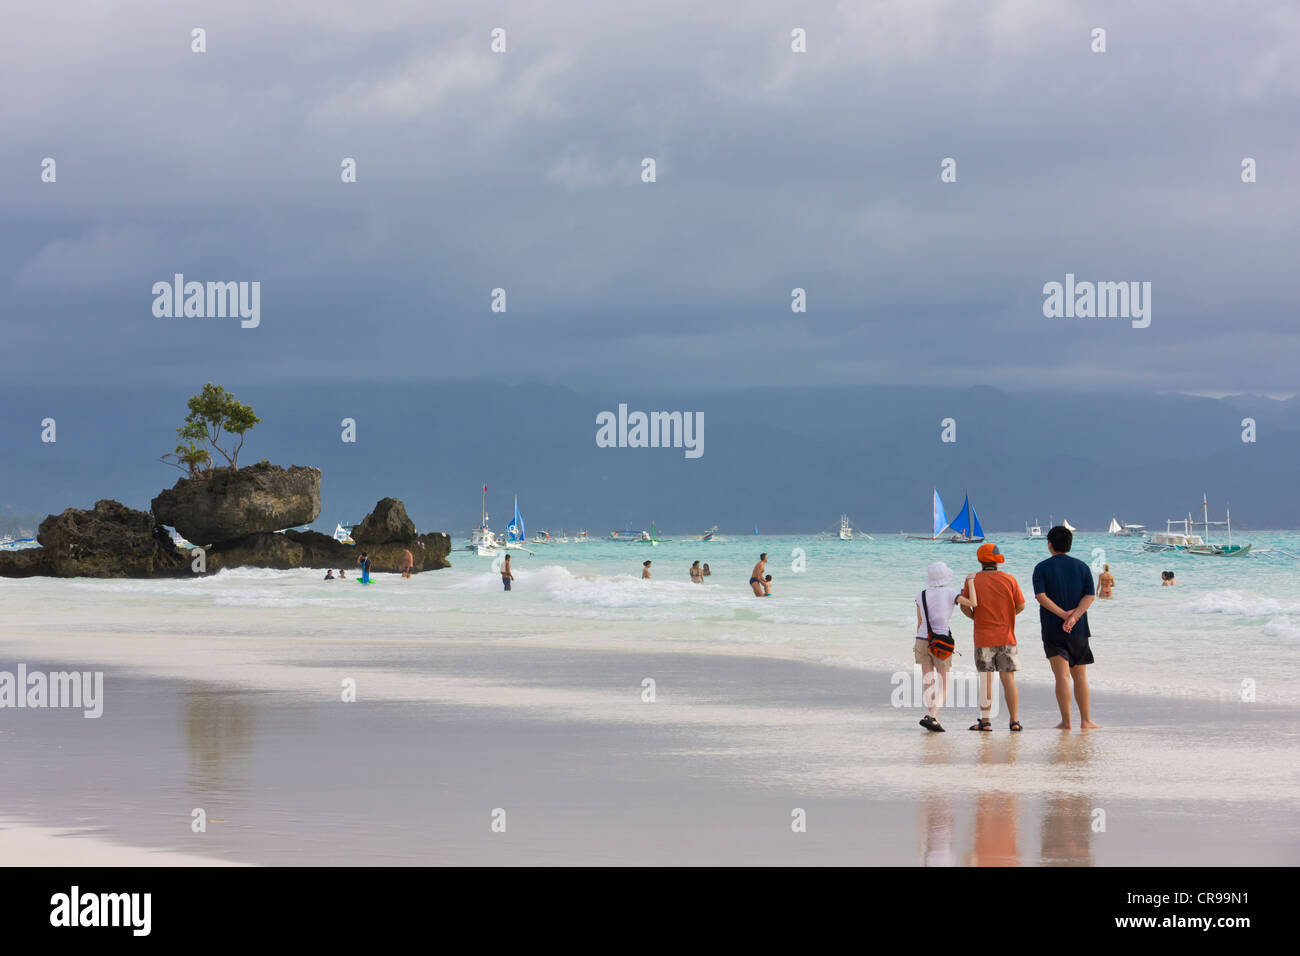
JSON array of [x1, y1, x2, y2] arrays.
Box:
[[1, 630, 1295, 866]]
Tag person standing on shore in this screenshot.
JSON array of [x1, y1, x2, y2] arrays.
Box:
[[750, 553, 768, 596], [401, 547, 414, 579], [958, 543, 1025, 732], [915, 561, 961, 732], [1098, 564, 1115, 598], [1033, 526, 1100, 730], [501, 554, 514, 591]]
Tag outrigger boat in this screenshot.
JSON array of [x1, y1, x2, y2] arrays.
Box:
[[1143, 495, 1251, 557], [466, 486, 500, 555], [1025, 520, 1044, 540], [610, 522, 651, 543]]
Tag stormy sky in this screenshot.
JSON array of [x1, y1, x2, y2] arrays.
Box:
[[2, 0, 1297, 394]]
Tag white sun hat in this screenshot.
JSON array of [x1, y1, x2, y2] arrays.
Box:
[[926, 561, 954, 588]]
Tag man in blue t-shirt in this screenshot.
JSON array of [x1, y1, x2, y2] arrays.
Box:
[[1032, 526, 1100, 730]]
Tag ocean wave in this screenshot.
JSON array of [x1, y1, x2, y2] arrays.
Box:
[[1186, 589, 1300, 617]]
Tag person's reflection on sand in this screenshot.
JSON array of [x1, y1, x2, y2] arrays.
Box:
[[1041, 794, 1096, 865], [917, 735, 955, 864], [965, 735, 1021, 865], [965, 790, 1018, 866], [1040, 732, 1096, 864], [919, 793, 955, 865], [184, 684, 258, 796]]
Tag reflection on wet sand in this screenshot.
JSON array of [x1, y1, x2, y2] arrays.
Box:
[[918, 739, 954, 864], [968, 790, 1019, 865], [917, 732, 1099, 866], [184, 684, 259, 798], [1041, 732, 1096, 865], [919, 793, 955, 866], [968, 735, 1021, 865]]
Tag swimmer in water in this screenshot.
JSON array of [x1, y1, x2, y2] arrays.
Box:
[[1098, 564, 1115, 598], [750, 553, 768, 597], [642, 560, 652, 580]]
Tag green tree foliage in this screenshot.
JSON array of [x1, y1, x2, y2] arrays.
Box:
[[161, 384, 261, 474]]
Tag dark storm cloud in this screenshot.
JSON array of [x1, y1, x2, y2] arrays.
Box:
[[2, 0, 1297, 392]]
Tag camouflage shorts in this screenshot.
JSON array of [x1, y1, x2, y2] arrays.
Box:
[[975, 644, 1019, 672]]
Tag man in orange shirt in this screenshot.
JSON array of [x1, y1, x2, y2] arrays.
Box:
[[959, 543, 1026, 732]]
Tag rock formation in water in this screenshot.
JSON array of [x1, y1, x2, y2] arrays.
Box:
[[0, 499, 187, 578], [0, 470, 450, 578]]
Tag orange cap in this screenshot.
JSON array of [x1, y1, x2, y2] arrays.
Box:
[[976, 542, 1004, 564]]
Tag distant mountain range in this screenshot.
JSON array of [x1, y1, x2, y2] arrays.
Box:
[[1, 384, 1295, 535]]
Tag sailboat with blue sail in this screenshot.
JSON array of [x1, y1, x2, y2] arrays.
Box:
[[905, 488, 951, 540], [941, 493, 985, 544], [503, 496, 534, 552]]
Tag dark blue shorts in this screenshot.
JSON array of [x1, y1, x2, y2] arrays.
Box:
[[1043, 635, 1094, 667]]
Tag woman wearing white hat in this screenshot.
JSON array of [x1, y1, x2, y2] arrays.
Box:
[[914, 560, 968, 732]]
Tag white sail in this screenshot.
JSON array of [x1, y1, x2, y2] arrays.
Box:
[[1063, 518, 1077, 532], [1107, 517, 1122, 535]]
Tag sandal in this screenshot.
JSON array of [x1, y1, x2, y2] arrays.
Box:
[[1009, 720, 1023, 732], [969, 718, 992, 732], [919, 715, 946, 733]]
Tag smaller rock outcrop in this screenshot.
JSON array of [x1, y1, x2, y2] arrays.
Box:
[[29, 499, 186, 578], [350, 497, 416, 545]]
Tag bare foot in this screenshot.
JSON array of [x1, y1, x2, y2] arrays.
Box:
[[1080, 720, 1102, 729], [1054, 721, 1071, 730]]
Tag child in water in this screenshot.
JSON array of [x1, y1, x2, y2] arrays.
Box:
[[763, 574, 773, 596]]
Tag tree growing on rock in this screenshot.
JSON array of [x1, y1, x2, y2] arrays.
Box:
[[162, 384, 261, 473]]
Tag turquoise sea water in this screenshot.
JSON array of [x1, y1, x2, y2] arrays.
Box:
[[10, 529, 1299, 706]]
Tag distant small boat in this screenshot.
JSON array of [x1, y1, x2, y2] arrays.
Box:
[[1025, 520, 1044, 540], [1107, 517, 1143, 537], [839, 515, 853, 540], [697, 525, 718, 541], [333, 523, 356, 545], [1062, 518, 1077, 532], [503, 496, 532, 551], [610, 522, 650, 542], [466, 486, 499, 555]]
